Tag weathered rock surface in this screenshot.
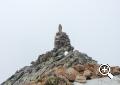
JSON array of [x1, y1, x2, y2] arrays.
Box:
[[65, 68, 79, 82], [75, 75, 87, 83], [1, 24, 120, 85]]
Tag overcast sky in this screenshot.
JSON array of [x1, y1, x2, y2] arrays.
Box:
[[0, 0, 120, 83]]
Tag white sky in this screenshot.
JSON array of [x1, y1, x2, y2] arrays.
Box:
[[0, 0, 120, 83]]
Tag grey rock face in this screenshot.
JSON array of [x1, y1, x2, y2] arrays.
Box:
[[1, 25, 97, 85]]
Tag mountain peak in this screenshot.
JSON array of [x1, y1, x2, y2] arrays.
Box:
[[1, 25, 120, 85]]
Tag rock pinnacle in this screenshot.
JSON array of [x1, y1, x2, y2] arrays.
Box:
[[54, 24, 74, 51], [58, 24, 62, 33]]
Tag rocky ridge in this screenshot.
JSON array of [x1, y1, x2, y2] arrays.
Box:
[[1, 24, 120, 85]]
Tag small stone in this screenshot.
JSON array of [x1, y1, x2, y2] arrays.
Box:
[[64, 51, 69, 56]]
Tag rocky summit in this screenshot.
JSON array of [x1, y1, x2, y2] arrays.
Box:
[[1, 25, 120, 85]]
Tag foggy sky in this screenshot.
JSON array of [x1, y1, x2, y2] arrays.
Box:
[[0, 0, 120, 83]]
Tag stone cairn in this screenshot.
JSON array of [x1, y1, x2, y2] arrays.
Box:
[[54, 24, 73, 51]]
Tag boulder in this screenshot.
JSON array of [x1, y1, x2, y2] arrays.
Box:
[[111, 66, 120, 75], [83, 70, 92, 79], [65, 68, 79, 81], [75, 75, 86, 83]]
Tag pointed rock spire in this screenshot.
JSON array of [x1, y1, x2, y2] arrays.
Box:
[[54, 24, 74, 51], [58, 24, 62, 33]]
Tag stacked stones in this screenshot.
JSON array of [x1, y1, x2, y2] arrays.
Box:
[[54, 24, 73, 51]]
